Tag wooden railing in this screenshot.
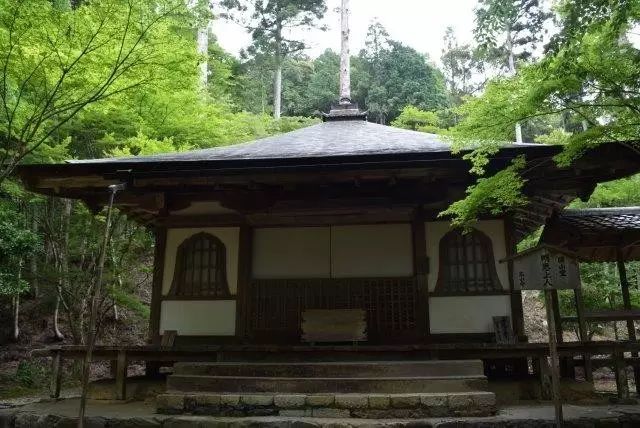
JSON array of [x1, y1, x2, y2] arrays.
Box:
[[247, 277, 419, 343]]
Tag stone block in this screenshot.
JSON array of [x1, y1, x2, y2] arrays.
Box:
[[367, 395, 390, 409], [156, 394, 184, 414], [420, 394, 447, 408], [219, 394, 240, 407], [390, 394, 420, 408], [306, 395, 335, 407], [274, 394, 306, 409], [241, 394, 274, 407], [279, 409, 312, 417], [470, 392, 496, 408], [447, 393, 474, 410], [334, 394, 368, 409], [195, 394, 222, 407], [311, 408, 351, 418]]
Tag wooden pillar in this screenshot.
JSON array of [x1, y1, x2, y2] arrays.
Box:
[[115, 350, 127, 401], [236, 224, 253, 342], [412, 207, 430, 340], [504, 218, 525, 340], [146, 227, 166, 377], [616, 249, 640, 394], [50, 351, 62, 399], [574, 287, 593, 382], [614, 349, 630, 400], [544, 289, 564, 427]]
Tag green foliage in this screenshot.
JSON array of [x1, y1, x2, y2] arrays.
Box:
[[0, 190, 38, 297], [0, 0, 199, 181], [443, 0, 640, 227], [106, 285, 150, 319], [391, 106, 439, 131], [439, 156, 528, 229]]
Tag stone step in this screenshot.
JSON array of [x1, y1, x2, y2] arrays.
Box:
[[167, 374, 488, 394], [156, 391, 497, 419], [173, 360, 485, 378]]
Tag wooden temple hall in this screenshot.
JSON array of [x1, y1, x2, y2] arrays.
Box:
[[16, 4, 640, 418]]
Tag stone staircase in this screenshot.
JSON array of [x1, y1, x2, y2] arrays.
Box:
[[157, 360, 497, 418]]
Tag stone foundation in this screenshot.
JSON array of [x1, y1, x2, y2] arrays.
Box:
[[156, 391, 496, 418]]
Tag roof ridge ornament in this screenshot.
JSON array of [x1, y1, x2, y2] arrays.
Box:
[[323, 0, 367, 122]]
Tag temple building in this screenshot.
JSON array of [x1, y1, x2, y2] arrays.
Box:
[[17, 1, 640, 418]]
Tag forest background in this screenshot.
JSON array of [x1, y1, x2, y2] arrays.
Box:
[[1, 0, 640, 398]]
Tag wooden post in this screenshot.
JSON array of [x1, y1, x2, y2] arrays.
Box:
[[236, 225, 253, 342], [115, 350, 127, 401], [146, 227, 166, 377], [50, 351, 62, 399], [538, 355, 552, 400], [614, 349, 630, 400], [412, 207, 430, 339], [545, 289, 564, 428], [617, 249, 640, 394], [574, 287, 593, 382]]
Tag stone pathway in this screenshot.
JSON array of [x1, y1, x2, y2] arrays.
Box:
[[1, 398, 640, 427]]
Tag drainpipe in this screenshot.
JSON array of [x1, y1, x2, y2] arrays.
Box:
[[78, 183, 126, 428]]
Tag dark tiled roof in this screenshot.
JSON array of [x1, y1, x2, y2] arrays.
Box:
[[69, 120, 541, 165], [541, 207, 640, 261], [555, 207, 640, 232]]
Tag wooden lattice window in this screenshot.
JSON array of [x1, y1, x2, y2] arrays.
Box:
[[435, 228, 502, 294], [169, 232, 230, 298]]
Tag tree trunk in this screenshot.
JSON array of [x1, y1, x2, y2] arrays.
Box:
[[30, 216, 39, 298], [273, 59, 282, 119], [197, 25, 209, 87], [54, 293, 64, 341], [12, 295, 20, 341], [505, 29, 523, 144]]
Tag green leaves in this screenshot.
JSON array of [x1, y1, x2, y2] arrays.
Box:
[[439, 156, 528, 229]]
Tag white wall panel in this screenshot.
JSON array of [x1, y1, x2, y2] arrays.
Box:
[[331, 224, 413, 278], [160, 300, 236, 336], [252, 227, 330, 278], [429, 296, 511, 333], [425, 220, 509, 292], [162, 227, 240, 295]]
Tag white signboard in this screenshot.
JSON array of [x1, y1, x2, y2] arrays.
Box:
[[513, 247, 580, 290]]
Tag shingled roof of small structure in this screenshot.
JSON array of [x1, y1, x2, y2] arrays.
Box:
[[541, 207, 640, 261], [69, 120, 542, 165]]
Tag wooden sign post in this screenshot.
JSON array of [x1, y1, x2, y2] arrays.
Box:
[[506, 245, 581, 428]]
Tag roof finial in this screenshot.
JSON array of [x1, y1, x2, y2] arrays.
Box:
[[339, 0, 351, 104], [322, 0, 366, 121]]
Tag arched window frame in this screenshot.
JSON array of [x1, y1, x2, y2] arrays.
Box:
[[168, 232, 231, 299], [434, 228, 503, 295]]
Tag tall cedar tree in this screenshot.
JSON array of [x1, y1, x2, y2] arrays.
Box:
[[222, 0, 327, 119], [474, 0, 551, 142]]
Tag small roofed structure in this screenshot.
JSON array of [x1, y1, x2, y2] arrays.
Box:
[[541, 207, 640, 397], [542, 207, 640, 262]]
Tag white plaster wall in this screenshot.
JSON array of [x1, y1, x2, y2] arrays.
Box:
[[252, 227, 331, 278], [162, 227, 240, 295], [426, 220, 509, 292], [331, 224, 413, 278], [429, 296, 511, 333], [160, 300, 236, 336]]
